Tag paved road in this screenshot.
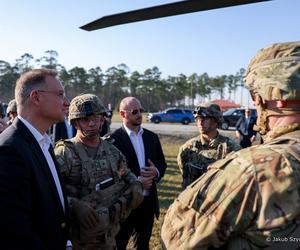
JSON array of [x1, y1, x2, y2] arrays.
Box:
[[111, 122, 236, 137], [111, 122, 197, 134]]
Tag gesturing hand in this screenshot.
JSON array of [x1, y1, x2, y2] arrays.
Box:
[[145, 159, 158, 179]]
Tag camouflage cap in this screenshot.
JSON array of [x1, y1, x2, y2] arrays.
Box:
[[69, 94, 107, 123], [244, 41, 300, 101], [193, 103, 223, 123], [7, 99, 17, 114]]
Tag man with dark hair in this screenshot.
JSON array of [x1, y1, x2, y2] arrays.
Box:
[[178, 103, 240, 188], [0, 69, 71, 250], [52, 108, 76, 143], [235, 107, 256, 148]]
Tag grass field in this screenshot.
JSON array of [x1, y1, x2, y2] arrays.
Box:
[[140, 134, 186, 250], [114, 114, 244, 249], [128, 131, 244, 249]]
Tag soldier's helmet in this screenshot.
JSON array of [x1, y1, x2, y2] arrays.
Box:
[[68, 94, 107, 123], [6, 99, 17, 114], [193, 103, 224, 124], [244, 41, 300, 101]]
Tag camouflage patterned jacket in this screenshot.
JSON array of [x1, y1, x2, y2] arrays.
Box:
[[177, 133, 241, 188], [54, 138, 143, 248], [162, 124, 300, 250]]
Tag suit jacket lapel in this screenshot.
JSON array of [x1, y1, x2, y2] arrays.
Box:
[[33, 143, 66, 212], [120, 126, 141, 174], [15, 118, 66, 215], [142, 130, 151, 166], [49, 145, 69, 216]]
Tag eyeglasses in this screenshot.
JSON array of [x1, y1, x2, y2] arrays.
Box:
[[122, 108, 144, 115], [36, 89, 66, 100]]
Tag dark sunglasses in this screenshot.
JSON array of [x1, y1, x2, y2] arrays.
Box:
[[193, 109, 208, 117], [123, 108, 144, 115]]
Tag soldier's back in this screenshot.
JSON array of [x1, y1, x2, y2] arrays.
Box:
[[162, 129, 300, 249]]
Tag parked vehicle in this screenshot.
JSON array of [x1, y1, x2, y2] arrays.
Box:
[[147, 108, 195, 125], [221, 108, 257, 130]]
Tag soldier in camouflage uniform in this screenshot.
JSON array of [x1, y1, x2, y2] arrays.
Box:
[[178, 103, 241, 188], [161, 41, 300, 249], [6, 99, 17, 125], [0, 103, 8, 133], [54, 94, 143, 250]]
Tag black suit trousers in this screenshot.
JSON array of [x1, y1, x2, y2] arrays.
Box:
[[116, 196, 154, 250]]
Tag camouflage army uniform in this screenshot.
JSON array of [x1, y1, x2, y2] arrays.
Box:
[[6, 99, 17, 114], [162, 42, 300, 250], [55, 139, 141, 250], [6, 99, 17, 125], [178, 133, 241, 188], [55, 94, 143, 250], [163, 124, 300, 249]]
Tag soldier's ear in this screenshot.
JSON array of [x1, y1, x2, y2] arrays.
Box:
[[276, 100, 287, 108], [252, 94, 264, 107], [73, 120, 80, 130]]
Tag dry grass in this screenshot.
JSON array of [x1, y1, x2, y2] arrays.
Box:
[[150, 134, 187, 250], [126, 131, 241, 249]]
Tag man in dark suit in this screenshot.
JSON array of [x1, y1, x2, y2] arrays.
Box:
[[52, 115, 76, 143], [235, 108, 257, 148], [109, 97, 167, 250], [0, 69, 70, 250]]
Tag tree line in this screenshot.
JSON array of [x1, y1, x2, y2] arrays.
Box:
[[0, 50, 245, 112]]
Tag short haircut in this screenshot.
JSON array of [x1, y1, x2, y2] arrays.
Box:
[[119, 96, 141, 111], [15, 69, 58, 106]]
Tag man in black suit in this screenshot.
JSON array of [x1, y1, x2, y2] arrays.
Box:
[[235, 108, 257, 148], [0, 69, 70, 250], [109, 97, 167, 250], [52, 112, 76, 143]]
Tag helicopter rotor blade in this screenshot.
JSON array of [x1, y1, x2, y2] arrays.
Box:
[[80, 0, 272, 31]]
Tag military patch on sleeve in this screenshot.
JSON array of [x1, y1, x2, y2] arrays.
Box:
[[102, 135, 115, 144]]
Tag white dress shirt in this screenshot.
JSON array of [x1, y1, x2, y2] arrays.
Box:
[[123, 125, 145, 169], [123, 124, 151, 196]]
